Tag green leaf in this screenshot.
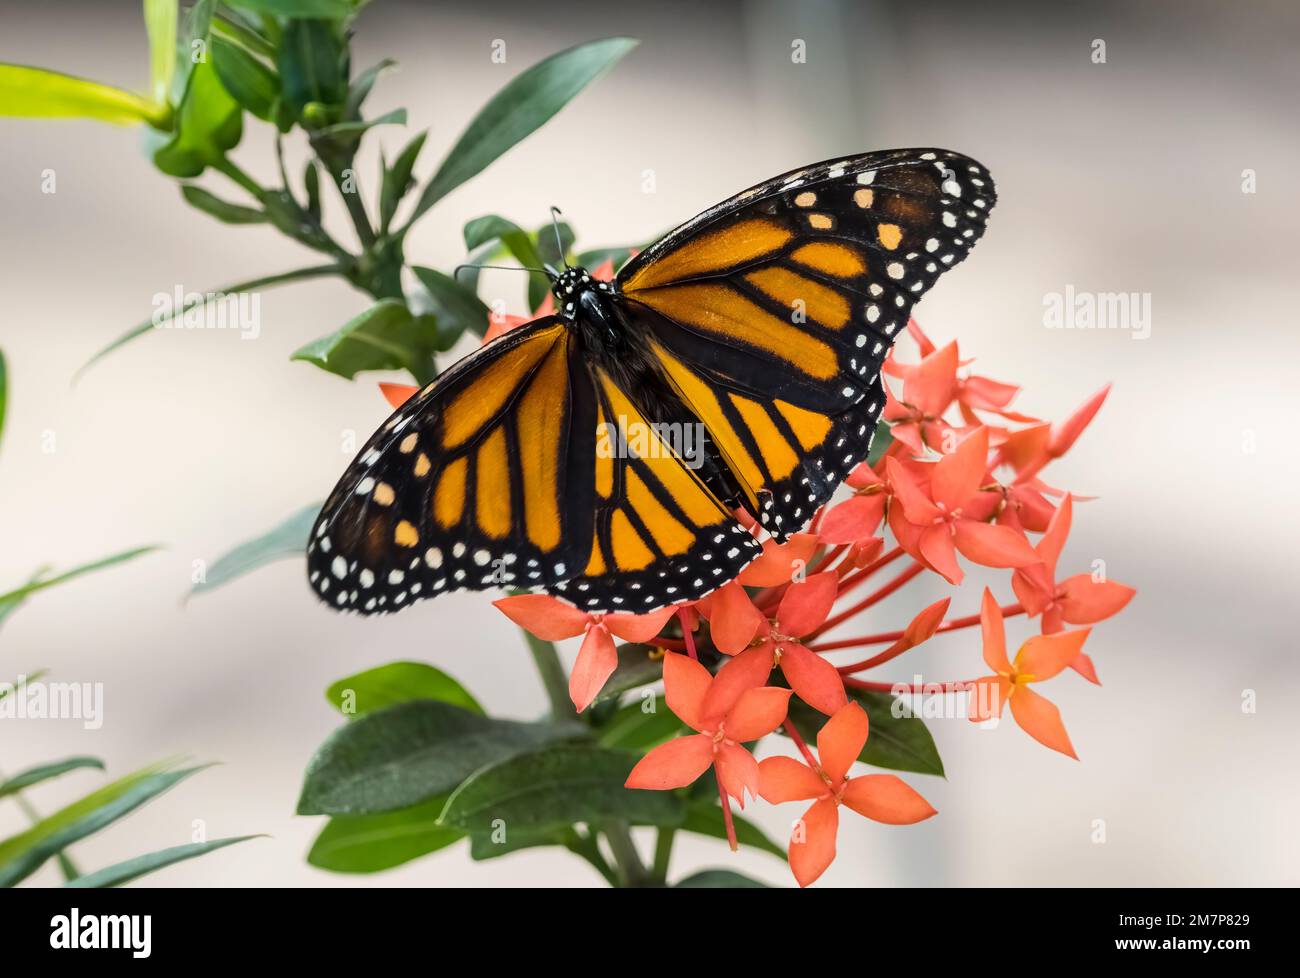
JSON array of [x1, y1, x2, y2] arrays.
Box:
[[0, 758, 104, 800], [315, 107, 406, 139], [411, 266, 489, 350], [180, 184, 266, 224], [407, 38, 638, 224], [211, 36, 279, 121], [189, 502, 320, 597], [76, 264, 339, 377], [674, 869, 770, 888], [327, 662, 484, 718], [0, 65, 165, 126], [867, 419, 894, 465], [297, 700, 584, 815], [0, 763, 203, 888], [307, 797, 460, 873], [292, 299, 438, 382], [379, 131, 427, 233], [344, 58, 396, 120], [276, 18, 345, 119], [594, 643, 665, 706], [227, 0, 355, 17], [152, 57, 242, 177], [0, 546, 157, 610], [467, 823, 575, 862], [575, 245, 636, 272], [212, 8, 277, 59], [144, 0, 178, 106], [596, 701, 684, 752], [680, 800, 786, 860], [536, 219, 575, 272], [304, 160, 321, 219], [65, 835, 260, 888], [439, 745, 684, 835], [787, 688, 945, 777]]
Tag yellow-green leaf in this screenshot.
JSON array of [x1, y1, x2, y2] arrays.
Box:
[[0, 64, 164, 126]]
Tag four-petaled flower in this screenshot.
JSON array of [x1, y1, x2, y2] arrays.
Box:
[[969, 588, 1090, 758], [759, 702, 936, 886], [625, 651, 792, 805]]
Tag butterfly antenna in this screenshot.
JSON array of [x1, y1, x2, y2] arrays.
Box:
[[549, 206, 571, 269], [453, 262, 550, 280]]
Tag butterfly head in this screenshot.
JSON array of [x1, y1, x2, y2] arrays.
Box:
[[552, 265, 616, 320]]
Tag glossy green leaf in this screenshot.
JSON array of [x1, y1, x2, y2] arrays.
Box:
[[379, 131, 426, 233], [0, 758, 104, 800], [227, 0, 355, 17], [439, 745, 684, 835], [674, 869, 770, 888], [297, 700, 585, 815], [291, 299, 438, 382], [65, 835, 260, 888], [407, 38, 638, 224], [180, 184, 266, 224], [575, 245, 636, 272], [212, 8, 276, 59], [211, 36, 278, 121], [0, 547, 157, 610], [277, 18, 345, 119], [304, 160, 321, 219], [344, 58, 396, 120], [327, 662, 483, 719], [787, 688, 944, 777], [189, 502, 320, 597], [867, 419, 894, 465], [411, 266, 489, 350], [307, 798, 460, 873], [596, 700, 684, 752], [0, 763, 203, 888], [144, 0, 178, 106], [0, 65, 164, 126], [152, 57, 242, 177], [77, 264, 338, 376]]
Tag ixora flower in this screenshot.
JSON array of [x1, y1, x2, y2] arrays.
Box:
[[494, 594, 676, 711], [342, 312, 1130, 888], [969, 588, 1091, 758], [759, 702, 936, 887], [625, 651, 791, 805]]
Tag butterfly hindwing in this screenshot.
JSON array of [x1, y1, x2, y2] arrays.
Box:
[[307, 317, 594, 613], [617, 148, 995, 538], [547, 365, 762, 613]]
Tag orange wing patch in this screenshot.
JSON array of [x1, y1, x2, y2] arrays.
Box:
[[622, 218, 792, 291]]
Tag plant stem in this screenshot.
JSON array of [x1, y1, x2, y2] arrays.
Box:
[[810, 561, 925, 639], [822, 602, 1027, 665], [715, 771, 738, 851], [520, 631, 571, 722], [843, 677, 976, 694], [678, 607, 699, 661], [567, 828, 618, 886], [651, 827, 675, 884], [602, 819, 650, 887], [214, 157, 264, 200]]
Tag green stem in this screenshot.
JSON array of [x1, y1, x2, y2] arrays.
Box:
[[521, 631, 571, 722], [566, 828, 618, 886], [214, 158, 264, 200], [651, 827, 675, 884], [602, 819, 649, 888]]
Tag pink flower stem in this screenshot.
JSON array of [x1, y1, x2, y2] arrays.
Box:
[[783, 718, 820, 768], [811, 561, 925, 640], [819, 602, 1028, 667], [843, 676, 978, 694], [678, 607, 699, 661], [715, 769, 738, 851], [834, 546, 905, 600]]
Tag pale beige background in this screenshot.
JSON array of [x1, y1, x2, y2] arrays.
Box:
[[1, 0, 1297, 887]]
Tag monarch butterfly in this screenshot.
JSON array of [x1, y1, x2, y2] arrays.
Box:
[[307, 148, 996, 615]]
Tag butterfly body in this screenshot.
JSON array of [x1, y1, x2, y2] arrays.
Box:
[[308, 149, 997, 616]]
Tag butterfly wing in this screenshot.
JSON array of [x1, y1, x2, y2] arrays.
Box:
[[307, 316, 596, 613], [616, 148, 996, 539], [544, 363, 762, 613]]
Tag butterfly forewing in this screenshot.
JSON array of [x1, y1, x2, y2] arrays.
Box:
[[306, 317, 594, 613], [617, 148, 996, 538]]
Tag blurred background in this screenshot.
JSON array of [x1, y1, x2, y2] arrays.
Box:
[[1, 0, 1297, 887]]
